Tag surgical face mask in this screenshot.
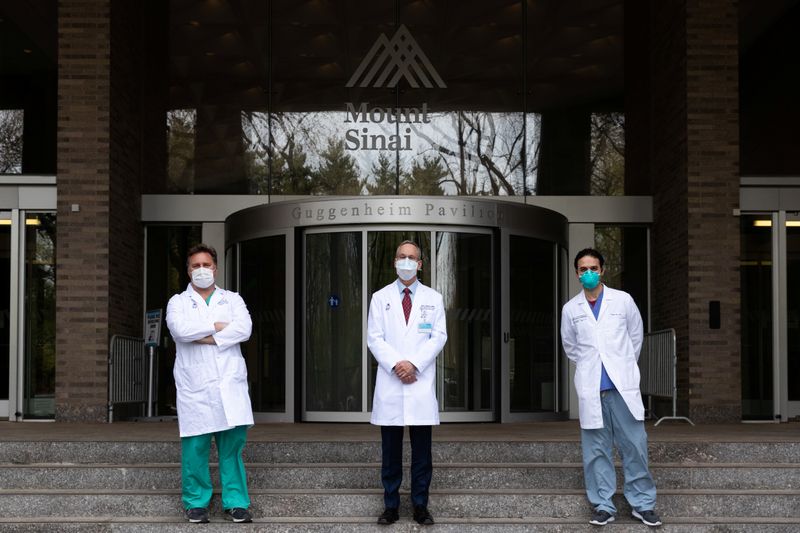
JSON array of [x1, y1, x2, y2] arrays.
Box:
[[579, 269, 601, 290], [191, 267, 216, 289], [395, 258, 419, 282]]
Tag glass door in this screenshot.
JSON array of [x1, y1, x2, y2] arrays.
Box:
[[500, 230, 563, 421], [740, 213, 775, 420], [786, 213, 800, 419], [22, 213, 56, 418], [434, 230, 493, 421], [303, 230, 364, 421], [0, 212, 10, 418], [302, 226, 494, 422]]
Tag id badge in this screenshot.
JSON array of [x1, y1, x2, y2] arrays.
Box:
[[418, 322, 432, 334]]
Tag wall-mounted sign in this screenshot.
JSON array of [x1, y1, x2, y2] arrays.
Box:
[[144, 309, 162, 347]]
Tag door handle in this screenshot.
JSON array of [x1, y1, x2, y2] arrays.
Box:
[[503, 332, 509, 343]]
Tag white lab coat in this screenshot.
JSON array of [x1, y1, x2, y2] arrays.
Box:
[[166, 284, 254, 437], [368, 281, 448, 426], [560, 285, 644, 430]]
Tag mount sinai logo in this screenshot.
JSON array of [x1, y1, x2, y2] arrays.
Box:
[[346, 25, 447, 89]]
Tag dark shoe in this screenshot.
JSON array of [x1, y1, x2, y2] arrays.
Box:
[[185, 508, 209, 523], [413, 505, 434, 525], [377, 508, 399, 525], [589, 509, 615, 526], [224, 508, 253, 523], [632, 509, 662, 527]]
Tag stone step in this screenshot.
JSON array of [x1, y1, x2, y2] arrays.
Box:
[[2, 440, 798, 465], [0, 517, 799, 533], [0, 489, 797, 519], [1, 462, 798, 491]]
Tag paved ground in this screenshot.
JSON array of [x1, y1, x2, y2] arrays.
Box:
[[1, 420, 798, 442]]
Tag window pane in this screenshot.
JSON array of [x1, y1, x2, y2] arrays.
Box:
[[24, 213, 56, 418], [168, 0, 268, 193], [305, 232, 362, 412], [594, 225, 649, 328], [739, 215, 773, 419], [510, 236, 555, 412], [0, 110, 23, 173], [240, 236, 286, 412], [145, 224, 202, 417], [435, 232, 492, 411]]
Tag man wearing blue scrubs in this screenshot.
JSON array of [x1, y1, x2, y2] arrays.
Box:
[[560, 248, 661, 527]]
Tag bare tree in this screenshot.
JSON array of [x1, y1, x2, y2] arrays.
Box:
[[0, 109, 24, 173]]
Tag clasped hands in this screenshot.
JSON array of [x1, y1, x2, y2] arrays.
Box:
[[393, 360, 418, 384], [194, 322, 228, 345]]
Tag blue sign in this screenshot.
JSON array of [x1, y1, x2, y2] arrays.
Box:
[[328, 295, 340, 308], [144, 309, 162, 347]]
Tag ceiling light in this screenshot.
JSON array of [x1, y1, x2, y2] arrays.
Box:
[[752, 220, 800, 227]]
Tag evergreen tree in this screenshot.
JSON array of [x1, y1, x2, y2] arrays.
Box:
[[364, 152, 398, 195], [271, 141, 315, 195], [314, 138, 363, 195], [402, 155, 446, 195]]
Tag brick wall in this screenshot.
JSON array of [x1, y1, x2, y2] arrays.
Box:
[[56, 0, 145, 421], [650, 0, 741, 422], [56, 0, 113, 421]]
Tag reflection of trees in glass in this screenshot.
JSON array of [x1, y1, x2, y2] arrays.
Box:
[[242, 111, 316, 195], [314, 139, 363, 195], [26, 214, 56, 411], [595, 225, 622, 288], [412, 112, 527, 196], [167, 110, 196, 193], [364, 152, 397, 195], [0, 109, 24, 174], [590, 112, 625, 196], [238, 110, 540, 196], [402, 155, 446, 195]]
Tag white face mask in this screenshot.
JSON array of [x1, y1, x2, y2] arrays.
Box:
[[191, 267, 215, 289], [395, 258, 419, 282]]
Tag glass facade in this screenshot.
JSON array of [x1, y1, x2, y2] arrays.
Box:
[[0, 3, 57, 175], [740, 215, 773, 420], [155, 0, 625, 196], [144, 225, 203, 416], [23, 213, 56, 418], [594, 225, 649, 329]]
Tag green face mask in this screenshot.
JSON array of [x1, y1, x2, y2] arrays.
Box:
[[579, 270, 600, 290]]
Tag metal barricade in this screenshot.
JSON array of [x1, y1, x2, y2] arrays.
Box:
[[107, 335, 146, 422], [638, 328, 694, 426]]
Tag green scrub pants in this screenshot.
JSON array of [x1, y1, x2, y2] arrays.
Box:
[[181, 425, 250, 510]]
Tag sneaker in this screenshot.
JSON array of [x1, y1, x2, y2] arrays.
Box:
[[377, 508, 399, 525], [224, 508, 253, 523], [185, 508, 209, 523], [632, 509, 662, 527], [589, 509, 615, 526], [413, 505, 435, 525]]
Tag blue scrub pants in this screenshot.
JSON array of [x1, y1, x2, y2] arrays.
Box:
[[181, 425, 250, 510], [380, 425, 433, 509], [580, 389, 657, 514]]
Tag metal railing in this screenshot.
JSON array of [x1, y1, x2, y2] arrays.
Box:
[[638, 328, 694, 426], [107, 335, 146, 422]]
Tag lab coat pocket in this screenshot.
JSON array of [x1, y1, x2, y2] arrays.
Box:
[[175, 363, 212, 395]]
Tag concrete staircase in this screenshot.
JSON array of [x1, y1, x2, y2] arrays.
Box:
[[0, 438, 798, 531]]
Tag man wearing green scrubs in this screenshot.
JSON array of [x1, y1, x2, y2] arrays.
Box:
[[166, 244, 254, 523]]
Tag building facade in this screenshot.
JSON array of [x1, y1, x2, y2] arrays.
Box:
[[0, 0, 797, 423]]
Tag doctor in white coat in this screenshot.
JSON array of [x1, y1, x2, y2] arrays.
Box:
[[166, 244, 254, 524], [560, 248, 661, 528], [368, 240, 447, 526]]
